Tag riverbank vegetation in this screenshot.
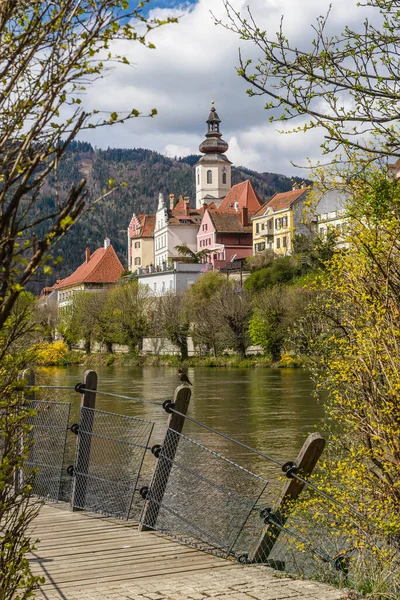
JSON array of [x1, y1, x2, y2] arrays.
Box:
[[45, 240, 333, 365], [290, 172, 400, 599]]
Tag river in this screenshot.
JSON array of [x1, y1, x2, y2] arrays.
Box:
[[39, 365, 325, 484]]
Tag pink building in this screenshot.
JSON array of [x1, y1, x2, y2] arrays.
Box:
[[197, 180, 263, 270]]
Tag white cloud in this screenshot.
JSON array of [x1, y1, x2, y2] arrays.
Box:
[[78, 0, 370, 176], [164, 143, 194, 158]]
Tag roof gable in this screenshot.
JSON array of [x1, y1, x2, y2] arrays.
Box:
[[217, 180, 263, 214], [254, 187, 310, 217], [129, 213, 155, 239], [55, 245, 124, 289]]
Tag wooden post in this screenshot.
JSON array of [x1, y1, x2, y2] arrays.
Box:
[[139, 384, 191, 532], [249, 432, 325, 563], [71, 370, 97, 511], [15, 369, 35, 493]]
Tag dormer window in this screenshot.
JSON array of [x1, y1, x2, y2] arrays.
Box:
[[207, 170, 212, 184]]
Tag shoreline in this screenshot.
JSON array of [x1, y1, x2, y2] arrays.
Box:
[[42, 350, 303, 369]]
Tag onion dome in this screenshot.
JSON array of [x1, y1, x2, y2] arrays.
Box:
[[199, 102, 229, 155]]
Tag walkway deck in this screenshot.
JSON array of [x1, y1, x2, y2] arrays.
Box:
[[29, 504, 346, 600]]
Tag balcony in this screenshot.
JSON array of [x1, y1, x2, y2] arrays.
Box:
[[260, 229, 274, 239]]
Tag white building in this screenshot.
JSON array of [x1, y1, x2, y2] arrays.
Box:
[[195, 102, 232, 209], [137, 262, 210, 296], [314, 188, 349, 247], [154, 193, 203, 268]]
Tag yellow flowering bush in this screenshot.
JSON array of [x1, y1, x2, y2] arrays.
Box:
[[292, 171, 400, 598], [33, 341, 68, 365]]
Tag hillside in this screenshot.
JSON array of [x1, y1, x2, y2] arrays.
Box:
[[36, 142, 306, 287]]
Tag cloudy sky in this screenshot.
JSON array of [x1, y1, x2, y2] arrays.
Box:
[[80, 0, 369, 177]]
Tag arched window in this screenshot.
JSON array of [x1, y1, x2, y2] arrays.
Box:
[[207, 170, 212, 184], [222, 172, 227, 184]]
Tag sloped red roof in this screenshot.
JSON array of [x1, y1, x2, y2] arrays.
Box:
[[217, 180, 263, 214], [208, 211, 252, 234], [129, 214, 155, 239], [55, 245, 124, 290], [254, 188, 309, 216], [168, 196, 204, 225]]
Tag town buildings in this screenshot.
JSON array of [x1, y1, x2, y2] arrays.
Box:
[[126, 103, 352, 295]]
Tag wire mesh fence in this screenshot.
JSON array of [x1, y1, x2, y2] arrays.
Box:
[[71, 407, 154, 520], [24, 374, 399, 597], [26, 400, 71, 501], [140, 428, 268, 558]]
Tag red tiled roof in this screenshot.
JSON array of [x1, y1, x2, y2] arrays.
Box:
[[55, 245, 124, 290], [388, 158, 400, 170], [129, 214, 155, 239], [168, 196, 204, 225], [208, 211, 252, 234], [254, 188, 309, 216], [217, 180, 263, 214]]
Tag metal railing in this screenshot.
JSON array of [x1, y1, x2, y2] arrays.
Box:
[[22, 369, 400, 592]]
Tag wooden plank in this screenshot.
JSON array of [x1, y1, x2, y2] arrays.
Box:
[[32, 535, 177, 553], [249, 432, 325, 563], [31, 545, 199, 567], [39, 556, 228, 588], [31, 548, 200, 576], [140, 385, 191, 531]]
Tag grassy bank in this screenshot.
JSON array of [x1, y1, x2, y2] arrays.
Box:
[[47, 349, 303, 369]]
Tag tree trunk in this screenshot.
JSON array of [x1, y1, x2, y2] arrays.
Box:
[[179, 337, 189, 360]]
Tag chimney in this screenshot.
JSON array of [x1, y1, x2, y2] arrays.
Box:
[[169, 193, 175, 210], [184, 196, 190, 216], [85, 247, 90, 263], [241, 206, 248, 227], [292, 181, 300, 190], [104, 237, 110, 249], [300, 181, 307, 189]]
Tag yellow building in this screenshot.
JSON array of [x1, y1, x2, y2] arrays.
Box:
[[252, 185, 310, 255], [128, 213, 155, 272]]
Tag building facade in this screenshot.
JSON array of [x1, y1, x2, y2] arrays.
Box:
[[252, 185, 311, 255], [137, 262, 210, 296], [314, 187, 349, 247], [128, 213, 155, 272], [197, 180, 263, 269], [154, 193, 204, 268]]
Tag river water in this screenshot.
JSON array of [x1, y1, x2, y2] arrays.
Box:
[[40, 365, 325, 484]]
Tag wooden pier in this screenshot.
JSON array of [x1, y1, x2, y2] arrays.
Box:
[[28, 504, 346, 600], [29, 504, 230, 596]]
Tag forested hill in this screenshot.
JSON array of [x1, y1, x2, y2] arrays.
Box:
[[37, 141, 305, 285]]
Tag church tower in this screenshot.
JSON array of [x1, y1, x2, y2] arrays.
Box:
[[195, 102, 232, 209]]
